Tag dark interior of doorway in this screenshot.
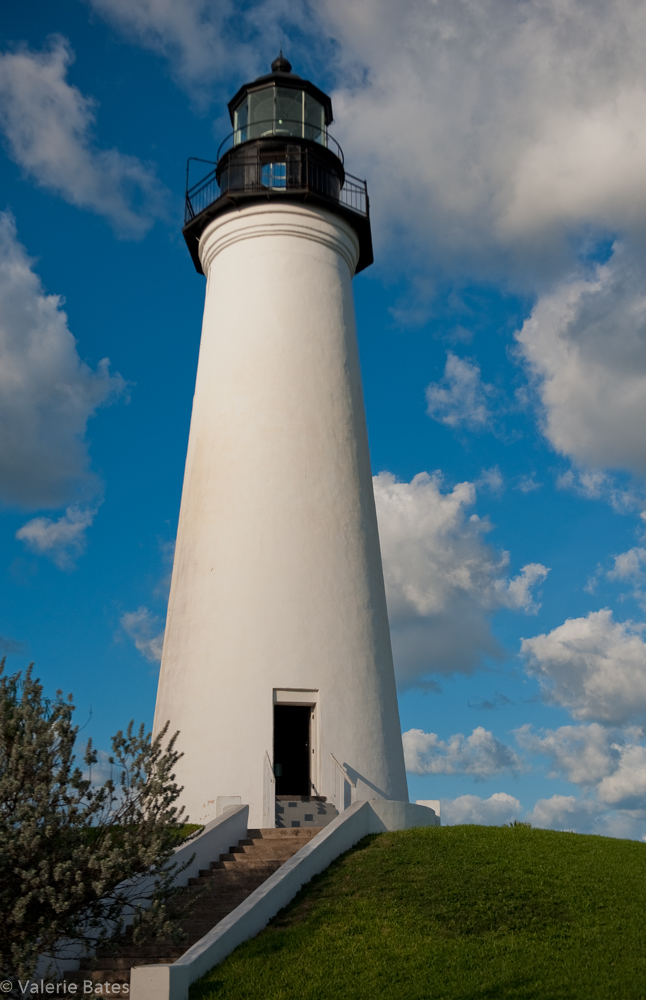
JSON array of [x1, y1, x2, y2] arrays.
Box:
[[273, 704, 310, 796]]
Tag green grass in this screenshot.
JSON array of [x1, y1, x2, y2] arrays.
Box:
[[175, 822, 203, 841], [190, 824, 646, 1000]]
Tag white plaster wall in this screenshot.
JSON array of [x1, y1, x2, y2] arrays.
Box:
[[153, 203, 408, 827]]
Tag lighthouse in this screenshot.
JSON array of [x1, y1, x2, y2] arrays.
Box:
[[153, 56, 409, 829]]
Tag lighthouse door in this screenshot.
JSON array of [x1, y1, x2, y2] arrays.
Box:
[[273, 705, 310, 795]]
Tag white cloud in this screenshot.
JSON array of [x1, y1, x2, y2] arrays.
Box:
[[442, 789, 646, 837], [0, 37, 167, 237], [374, 471, 548, 682], [403, 726, 521, 777], [426, 353, 495, 430], [527, 793, 646, 838], [515, 722, 620, 785], [521, 609, 646, 724], [476, 467, 504, 494], [504, 564, 549, 614], [83, 748, 116, 788], [517, 245, 646, 475], [515, 722, 646, 817], [85, 0, 263, 94], [441, 792, 522, 826], [556, 469, 643, 514], [597, 744, 646, 809], [604, 545, 646, 608], [526, 794, 601, 833], [516, 476, 542, 494], [121, 607, 165, 663], [16, 504, 99, 570], [608, 547, 646, 583], [325, 0, 646, 280], [0, 213, 125, 508]]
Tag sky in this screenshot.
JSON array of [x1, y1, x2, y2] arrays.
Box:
[[2, 0, 646, 839]]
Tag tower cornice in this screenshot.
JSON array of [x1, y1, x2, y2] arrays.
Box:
[[198, 203, 361, 277]]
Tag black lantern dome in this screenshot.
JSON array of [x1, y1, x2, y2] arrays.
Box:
[[227, 52, 332, 145], [183, 57, 372, 273]]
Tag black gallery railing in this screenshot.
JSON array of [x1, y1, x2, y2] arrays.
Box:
[[184, 149, 368, 225], [216, 121, 345, 163]]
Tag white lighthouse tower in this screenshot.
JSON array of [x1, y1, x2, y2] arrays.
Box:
[[153, 56, 410, 830]]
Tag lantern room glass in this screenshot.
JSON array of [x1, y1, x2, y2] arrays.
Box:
[[233, 85, 326, 145]]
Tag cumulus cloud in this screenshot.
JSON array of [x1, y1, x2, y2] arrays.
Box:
[[324, 1, 646, 477], [121, 607, 165, 663], [403, 726, 521, 777], [515, 723, 621, 785], [505, 564, 549, 613], [608, 547, 646, 583], [521, 609, 646, 724], [426, 353, 495, 431], [606, 545, 646, 608], [16, 504, 99, 569], [556, 469, 643, 514], [529, 793, 646, 838], [325, 0, 646, 278], [374, 471, 548, 682], [526, 794, 601, 833], [442, 789, 646, 837], [85, 0, 263, 93], [516, 245, 646, 474], [596, 744, 646, 809], [0, 37, 167, 236], [514, 722, 646, 819], [0, 213, 125, 508], [441, 792, 522, 826]]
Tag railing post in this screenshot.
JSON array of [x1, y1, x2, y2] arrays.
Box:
[[263, 751, 276, 829], [331, 753, 357, 813]]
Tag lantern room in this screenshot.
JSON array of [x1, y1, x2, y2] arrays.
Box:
[[228, 53, 332, 145]]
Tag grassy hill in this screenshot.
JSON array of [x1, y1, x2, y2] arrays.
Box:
[[190, 823, 646, 1000]]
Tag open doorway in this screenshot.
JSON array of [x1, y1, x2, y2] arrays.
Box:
[[273, 704, 310, 795]]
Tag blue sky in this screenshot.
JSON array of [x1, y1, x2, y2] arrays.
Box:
[[3, 0, 646, 838]]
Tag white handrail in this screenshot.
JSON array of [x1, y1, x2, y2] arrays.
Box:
[[263, 751, 276, 828], [330, 753, 356, 813], [330, 753, 356, 787]]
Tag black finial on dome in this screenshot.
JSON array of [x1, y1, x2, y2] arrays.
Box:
[[271, 51, 292, 74]]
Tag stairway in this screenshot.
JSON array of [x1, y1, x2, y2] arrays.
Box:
[[64, 827, 321, 990]]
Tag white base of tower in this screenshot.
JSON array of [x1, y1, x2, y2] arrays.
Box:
[[154, 202, 408, 828]]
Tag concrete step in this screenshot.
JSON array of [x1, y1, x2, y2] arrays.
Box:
[[64, 969, 133, 985], [190, 876, 276, 890], [230, 843, 304, 857], [248, 826, 322, 839], [64, 825, 320, 989], [220, 854, 284, 866]]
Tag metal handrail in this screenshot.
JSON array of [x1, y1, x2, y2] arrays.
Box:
[[185, 155, 217, 192], [265, 750, 275, 778], [184, 149, 368, 225], [330, 753, 356, 787], [217, 120, 344, 164], [331, 753, 356, 813]]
